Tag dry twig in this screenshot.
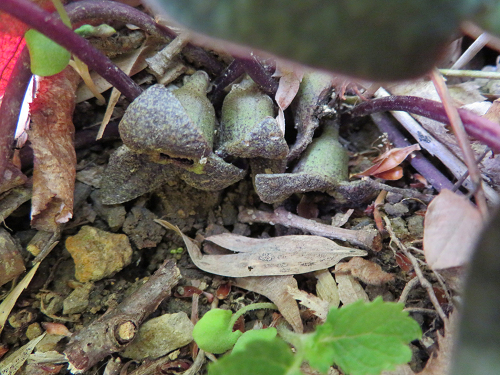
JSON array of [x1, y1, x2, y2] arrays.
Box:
[[64, 260, 181, 373], [238, 206, 381, 251], [383, 214, 447, 322]]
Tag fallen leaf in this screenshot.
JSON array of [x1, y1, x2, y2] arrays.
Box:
[[274, 62, 304, 134], [424, 189, 483, 270], [335, 263, 369, 305], [287, 285, 330, 322], [201, 232, 367, 277], [234, 276, 303, 333], [0, 333, 46, 375], [98, 44, 150, 139], [0, 263, 40, 335], [355, 144, 421, 180], [335, 257, 395, 285], [314, 269, 339, 308], [29, 66, 80, 231]]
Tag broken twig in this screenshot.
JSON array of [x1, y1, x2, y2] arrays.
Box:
[[64, 260, 181, 374], [238, 206, 381, 251]]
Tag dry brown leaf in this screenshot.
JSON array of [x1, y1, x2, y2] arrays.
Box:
[[355, 144, 420, 180], [0, 162, 27, 195], [335, 257, 395, 285], [335, 263, 369, 305], [201, 232, 367, 276], [314, 269, 339, 308], [29, 67, 80, 231], [287, 285, 330, 322], [76, 50, 150, 103], [424, 189, 483, 270], [234, 276, 303, 333], [274, 63, 304, 134], [98, 44, 149, 139], [418, 312, 458, 375], [158, 220, 365, 277]]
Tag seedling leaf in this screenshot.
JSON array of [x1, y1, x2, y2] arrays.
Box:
[[303, 297, 422, 375], [24, 29, 70, 76], [232, 327, 277, 355], [192, 309, 242, 354], [209, 338, 301, 375]]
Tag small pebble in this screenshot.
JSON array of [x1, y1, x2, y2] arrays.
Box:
[[65, 226, 132, 282], [63, 283, 93, 315]]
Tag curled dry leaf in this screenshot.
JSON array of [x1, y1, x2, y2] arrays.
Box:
[[29, 67, 80, 231], [314, 269, 340, 308], [286, 285, 330, 322], [157, 221, 367, 277], [355, 144, 421, 180], [274, 62, 304, 134], [335, 257, 395, 285], [335, 263, 369, 305], [424, 189, 483, 270]]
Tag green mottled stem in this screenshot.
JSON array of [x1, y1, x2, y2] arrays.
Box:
[[229, 302, 278, 328]]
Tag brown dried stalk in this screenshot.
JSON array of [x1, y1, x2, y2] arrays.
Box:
[[64, 260, 181, 374], [238, 206, 381, 251]]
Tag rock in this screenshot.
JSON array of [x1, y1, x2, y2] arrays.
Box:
[[90, 190, 126, 231], [122, 207, 166, 249], [0, 227, 25, 287], [65, 226, 132, 282], [383, 202, 409, 217], [63, 283, 93, 315], [406, 215, 424, 237], [121, 312, 194, 360]]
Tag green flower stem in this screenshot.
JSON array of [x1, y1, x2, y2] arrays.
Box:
[[440, 68, 500, 79], [229, 303, 278, 328], [51, 0, 71, 27]]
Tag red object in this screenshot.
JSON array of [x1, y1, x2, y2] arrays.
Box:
[[0, 13, 27, 97]]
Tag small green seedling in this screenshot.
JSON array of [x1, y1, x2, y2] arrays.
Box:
[[193, 302, 277, 354], [195, 297, 422, 375], [24, 0, 72, 76], [24, 29, 71, 76]]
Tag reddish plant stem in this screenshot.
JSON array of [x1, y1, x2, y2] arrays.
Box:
[[349, 95, 500, 153], [65, 0, 224, 76], [0, 0, 143, 101], [370, 112, 456, 192], [210, 59, 245, 105], [237, 56, 279, 96], [0, 47, 31, 182]]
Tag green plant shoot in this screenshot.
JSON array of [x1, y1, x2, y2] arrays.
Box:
[[207, 297, 422, 375]]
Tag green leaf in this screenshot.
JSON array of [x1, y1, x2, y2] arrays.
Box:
[[303, 297, 422, 375], [232, 327, 277, 355], [209, 338, 302, 375], [192, 309, 242, 354], [24, 29, 70, 76], [145, 0, 485, 80]]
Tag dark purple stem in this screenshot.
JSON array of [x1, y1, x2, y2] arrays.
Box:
[[237, 56, 279, 96], [65, 0, 224, 76], [0, 47, 31, 181], [0, 0, 143, 101], [370, 112, 457, 192], [210, 59, 245, 105], [349, 96, 500, 154]]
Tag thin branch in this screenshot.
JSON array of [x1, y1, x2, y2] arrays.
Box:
[[210, 59, 245, 105], [430, 69, 488, 218], [349, 94, 500, 154], [0, 0, 143, 101], [450, 32, 491, 70], [238, 206, 381, 251], [65, 0, 224, 75], [383, 215, 448, 322], [64, 259, 181, 373], [237, 55, 279, 96]]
